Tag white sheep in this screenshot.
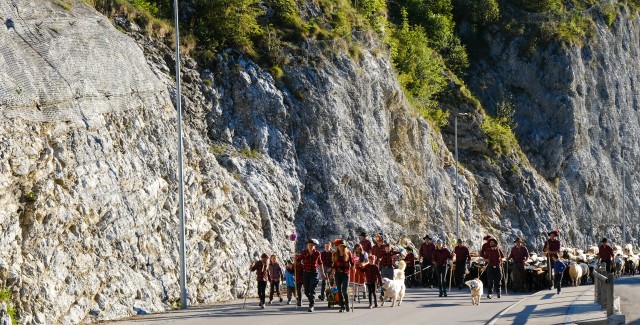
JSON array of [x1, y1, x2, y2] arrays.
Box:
[[569, 262, 583, 286]]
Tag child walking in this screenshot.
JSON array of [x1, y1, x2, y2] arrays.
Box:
[[363, 255, 382, 308], [268, 255, 284, 303], [553, 256, 566, 294], [285, 260, 296, 304], [250, 253, 269, 308]]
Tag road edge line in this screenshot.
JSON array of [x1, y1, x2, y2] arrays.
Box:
[[485, 292, 538, 325]]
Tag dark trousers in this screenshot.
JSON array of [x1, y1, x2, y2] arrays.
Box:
[[455, 261, 466, 288], [603, 259, 612, 273], [366, 283, 378, 305], [405, 265, 416, 286], [487, 266, 502, 294], [296, 282, 303, 305], [422, 259, 433, 285], [554, 272, 563, 292], [269, 281, 280, 300], [303, 271, 318, 307], [287, 286, 295, 301], [512, 263, 525, 292], [257, 280, 267, 304], [436, 265, 448, 294], [335, 271, 350, 307]]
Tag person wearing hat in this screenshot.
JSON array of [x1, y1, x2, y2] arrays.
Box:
[[359, 232, 373, 254], [432, 239, 453, 297], [379, 244, 400, 299], [508, 238, 529, 292], [598, 238, 615, 273], [300, 238, 323, 312], [370, 233, 385, 261], [331, 239, 355, 312], [250, 253, 270, 308], [480, 235, 493, 257], [419, 235, 436, 288], [317, 242, 333, 301], [453, 239, 470, 290], [403, 246, 418, 287], [483, 238, 505, 299], [543, 230, 561, 290]]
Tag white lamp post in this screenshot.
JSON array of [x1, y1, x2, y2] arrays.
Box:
[[172, 0, 188, 309], [455, 113, 468, 241]]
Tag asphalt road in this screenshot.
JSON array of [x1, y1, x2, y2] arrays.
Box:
[[615, 276, 640, 325], [110, 287, 532, 325]]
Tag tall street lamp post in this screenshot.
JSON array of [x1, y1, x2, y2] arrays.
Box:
[[455, 113, 468, 241], [173, 0, 188, 309]]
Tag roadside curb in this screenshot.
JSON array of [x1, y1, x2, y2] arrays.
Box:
[[485, 292, 537, 325]]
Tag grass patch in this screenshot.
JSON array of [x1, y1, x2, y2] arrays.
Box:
[[209, 143, 228, 156], [54, 0, 73, 10], [481, 115, 521, 158], [0, 288, 17, 324], [238, 147, 260, 159]]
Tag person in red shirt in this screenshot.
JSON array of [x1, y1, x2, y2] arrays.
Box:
[[432, 239, 453, 297], [453, 239, 470, 290], [480, 235, 493, 257], [379, 244, 400, 299], [543, 230, 561, 290], [419, 235, 435, 287], [331, 239, 355, 312], [363, 255, 382, 308], [300, 238, 323, 312], [483, 238, 505, 299], [598, 238, 615, 273], [403, 247, 418, 287], [370, 234, 385, 261], [359, 232, 373, 254], [508, 238, 529, 292], [318, 242, 333, 301], [250, 253, 269, 308]]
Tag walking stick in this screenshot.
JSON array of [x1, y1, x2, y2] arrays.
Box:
[[448, 261, 453, 292], [288, 233, 298, 309], [504, 258, 509, 296], [352, 266, 356, 312]]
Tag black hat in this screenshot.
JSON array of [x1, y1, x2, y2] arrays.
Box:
[[457, 238, 463, 243], [490, 238, 498, 244], [423, 235, 432, 240], [601, 238, 608, 243], [483, 235, 492, 241], [514, 237, 522, 243], [548, 230, 559, 236], [359, 232, 367, 237]]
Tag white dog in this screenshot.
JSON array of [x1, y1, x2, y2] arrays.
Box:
[[381, 277, 406, 307], [465, 279, 483, 305], [394, 260, 407, 280]]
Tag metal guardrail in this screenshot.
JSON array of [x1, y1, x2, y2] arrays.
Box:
[[593, 270, 614, 316]]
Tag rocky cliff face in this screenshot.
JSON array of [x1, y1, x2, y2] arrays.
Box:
[[0, 0, 636, 324], [466, 6, 640, 249]]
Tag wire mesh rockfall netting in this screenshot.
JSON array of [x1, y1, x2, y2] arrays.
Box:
[[0, 0, 168, 124]]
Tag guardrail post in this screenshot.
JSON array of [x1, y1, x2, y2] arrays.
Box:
[[606, 273, 614, 316], [594, 277, 600, 304]]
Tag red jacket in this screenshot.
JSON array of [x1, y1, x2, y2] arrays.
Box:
[[509, 246, 529, 263], [432, 247, 452, 266], [480, 242, 491, 257], [371, 244, 385, 259], [419, 242, 435, 261], [543, 239, 561, 258], [454, 245, 470, 263], [250, 260, 269, 281], [483, 247, 505, 266], [360, 239, 373, 253], [599, 244, 614, 261]]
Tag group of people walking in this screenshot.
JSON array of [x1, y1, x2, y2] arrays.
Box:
[[250, 229, 621, 311]]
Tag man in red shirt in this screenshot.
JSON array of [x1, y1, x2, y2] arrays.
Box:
[[543, 230, 561, 290], [250, 253, 269, 308], [318, 242, 333, 301], [404, 247, 418, 287], [294, 254, 303, 307], [300, 238, 323, 312], [359, 232, 373, 254], [432, 239, 453, 297], [370, 234, 385, 261], [419, 235, 435, 288], [508, 237, 529, 292], [453, 239, 470, 290], [480, 235, 493, 257], [483, 238, 505, 299], [598, 238, 615, 273]]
